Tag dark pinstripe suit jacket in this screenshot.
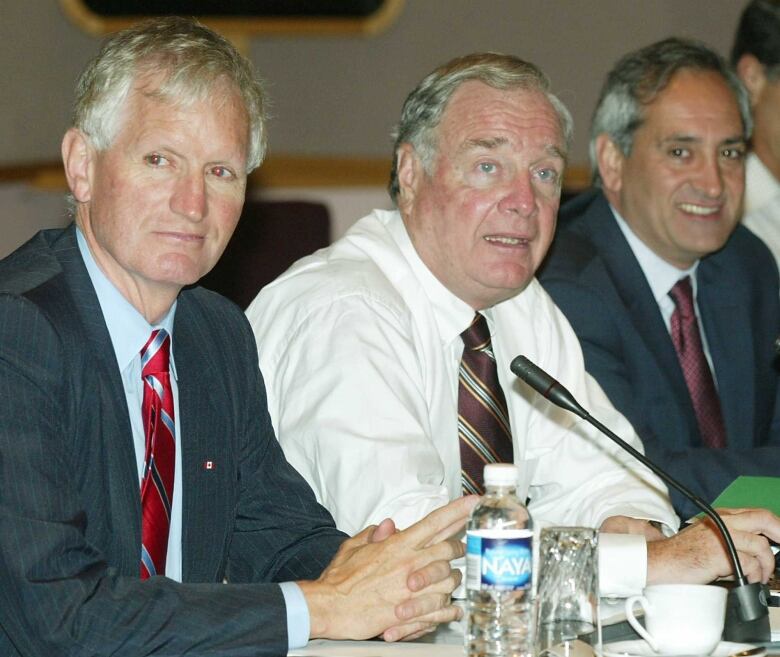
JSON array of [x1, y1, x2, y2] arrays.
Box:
[[0, 225, 346, 656], [540, 190, 780, 518]]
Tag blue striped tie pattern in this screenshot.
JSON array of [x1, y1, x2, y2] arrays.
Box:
[[458, 314, 513, 494], [139, 329, 175, 579]]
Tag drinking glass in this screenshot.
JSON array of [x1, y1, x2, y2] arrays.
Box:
[[535, 526, 601, 656]]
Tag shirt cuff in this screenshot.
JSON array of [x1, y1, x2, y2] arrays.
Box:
[[279, 581, 310, 649], [598, 532, 647, 598]]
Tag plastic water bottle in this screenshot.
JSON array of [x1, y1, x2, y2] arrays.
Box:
[[465, 463, 534, 657]]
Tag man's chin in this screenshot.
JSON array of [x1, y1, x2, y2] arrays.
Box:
[[152, 254, 216, 288], [469, 280, 532, 310]]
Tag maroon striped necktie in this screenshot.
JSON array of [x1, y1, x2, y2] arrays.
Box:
[[139, 329, 175, 579], [458, 314, 514, 494], [669, 277, 727, 449]]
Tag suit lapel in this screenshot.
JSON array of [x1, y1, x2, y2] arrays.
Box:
[[174, 295, 234, 583], [53, 228, 236, 582], [53, 226, 142, 574], [698, 254, 754, 448], [579, 196, 701, 439]]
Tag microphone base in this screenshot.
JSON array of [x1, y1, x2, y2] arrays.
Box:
[[724, 583, 770, 643]]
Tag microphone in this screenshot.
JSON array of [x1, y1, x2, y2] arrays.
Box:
[[510, 355, 770, 643]]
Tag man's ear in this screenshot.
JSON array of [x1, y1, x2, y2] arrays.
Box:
[[595, 133, 625, 195], [395, 143, 423, 212], [61, 128, 95, 203], [736, 53, 767, 107]]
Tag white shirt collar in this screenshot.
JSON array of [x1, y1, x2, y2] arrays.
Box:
[[76, 227, 177, 377], [610, 205, 699, 301], [386, 216, 476, 345]]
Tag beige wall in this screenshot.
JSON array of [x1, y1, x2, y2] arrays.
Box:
[[2, 1, 744, 167], [0, 1, 745, 256]]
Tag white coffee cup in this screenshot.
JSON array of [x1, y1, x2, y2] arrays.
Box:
[[624, 584, 727, 655]]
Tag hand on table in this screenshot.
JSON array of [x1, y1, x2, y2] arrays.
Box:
[[647, 507, 780, 585], [298, 495, 478, 642]]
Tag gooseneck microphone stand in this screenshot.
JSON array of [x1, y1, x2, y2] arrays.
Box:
[[510, 355, 770, 642]]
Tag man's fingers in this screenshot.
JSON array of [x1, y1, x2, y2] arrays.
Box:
[[403, 600, 464, 626], [395, 625, 437, 642], [412, 537, 465, 571], [718, 507, 780, 543], [395, 591, 450, 622], [402, 495, 479, 547], [369, 517, 397, 543], [383, 621, 435, 643], [408, 560, 462, 593], [387, 599, 464, 640], [736, 551, 764, 583], [346, 524, 378, 546], [732, 532, 774, 582]]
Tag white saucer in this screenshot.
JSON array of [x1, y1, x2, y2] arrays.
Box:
[[603, 640, 762, 657]]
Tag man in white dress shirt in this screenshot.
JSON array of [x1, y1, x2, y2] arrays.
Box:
[[732, 0, 780, 270], [248, 53, 780, 594]]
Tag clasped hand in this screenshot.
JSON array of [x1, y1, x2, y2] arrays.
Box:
[[299, 495, 479, 642]]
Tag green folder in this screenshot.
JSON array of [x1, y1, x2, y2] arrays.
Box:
[[710, 476, 780, 514]]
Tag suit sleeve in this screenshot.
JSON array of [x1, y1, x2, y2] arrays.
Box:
[[0, 292, 333, 657], [215, 300, 348, 583], [542, 274, 780, 519]]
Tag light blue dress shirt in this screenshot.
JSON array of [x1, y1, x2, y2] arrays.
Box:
[[76, 228, 310, 649]]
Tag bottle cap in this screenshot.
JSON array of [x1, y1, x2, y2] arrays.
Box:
[[483, 463, 519, 487]]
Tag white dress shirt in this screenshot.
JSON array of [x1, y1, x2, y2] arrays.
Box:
[[742, 154, 780, 276], [247, 209, 679, 597], [744, 152, 780, 216]]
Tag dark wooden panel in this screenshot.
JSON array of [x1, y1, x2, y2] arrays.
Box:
[[81, 0, 387, 17], [60, 0, 404, 36]]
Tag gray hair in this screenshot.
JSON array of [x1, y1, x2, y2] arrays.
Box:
[[589, 37, 752, 185], [72, 16, 267, 172], [732, 0, 780, 81], [388, 52, 573, 203]]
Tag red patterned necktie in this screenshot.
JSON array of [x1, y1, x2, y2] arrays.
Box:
[[139, 329, 175, 579], [669, 277, 727, 449], [458, 313, 514, 494]]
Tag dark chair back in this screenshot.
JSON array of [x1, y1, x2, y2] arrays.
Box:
[[198, 200, 330, 309]]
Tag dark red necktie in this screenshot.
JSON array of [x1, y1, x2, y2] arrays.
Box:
[[139, 329, 175, 579], [669, 277, 727, 449], [458, 314, 514, 494]]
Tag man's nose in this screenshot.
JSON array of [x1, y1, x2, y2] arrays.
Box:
[[497, 172, 536, 216], [170, 172, 207, 221], [694, 156, 726, 199]]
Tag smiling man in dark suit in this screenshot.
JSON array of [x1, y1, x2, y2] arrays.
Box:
[[0, 17, 472, 657], [540, 38, 780, 518]]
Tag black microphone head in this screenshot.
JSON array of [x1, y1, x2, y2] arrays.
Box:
[[510, 355, 588, 419], [510, 355, 542, 383]]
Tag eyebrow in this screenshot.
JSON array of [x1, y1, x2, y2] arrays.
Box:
[[660, 134, 747, 146], [459, 137, 567, 161], [544, 144, 567, 161], [461, 137, 508, 152]]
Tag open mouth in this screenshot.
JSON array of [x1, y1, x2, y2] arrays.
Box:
[[677, 203, 721, 217], [484, 235, 529, 246]]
